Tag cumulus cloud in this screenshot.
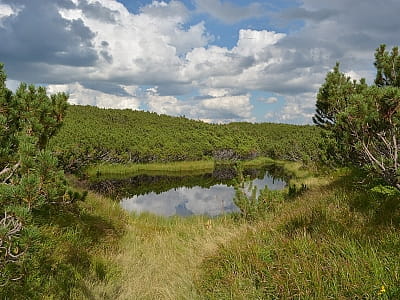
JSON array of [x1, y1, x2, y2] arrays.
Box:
[[264, 92, 316, 124], [47, 82, 141, 109], [200, 93, 253, 122], [2, 0, 400, 124], [145, 87, 254, 123]]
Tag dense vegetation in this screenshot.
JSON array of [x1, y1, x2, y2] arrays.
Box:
[[314, 44, 400, 192], [49, 105, 321, 172], [0, 64, 98, 298]]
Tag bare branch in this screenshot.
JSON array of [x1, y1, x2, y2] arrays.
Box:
[[1, 161, 21, 184]]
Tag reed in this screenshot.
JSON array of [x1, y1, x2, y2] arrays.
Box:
[[86, 160, 215, 179]]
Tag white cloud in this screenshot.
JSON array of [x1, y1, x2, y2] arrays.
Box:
[[263, 92, 317, 124], [146, 87, 189, 116], [344, 70, 363, 81], [47, 82, 141, 109], [57, 0, 211, 83], [145, 87, 254, 123], [201, 94, 253, 120], [0, 3, 21, 27], [0, 3, 13, 18], [5, 79, 20, 92], [2, 0, 398, 124], [234, 29, 286, 58], [182, 29, 287, 90]]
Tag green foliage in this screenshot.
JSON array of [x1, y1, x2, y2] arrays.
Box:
[[0, 63, 86, 296], [374, 44, 400, 87], [314, 46, 400, 190], [49, 105, 323, 172], [313, 62, 367, 127], [335, 86, 400, 189]]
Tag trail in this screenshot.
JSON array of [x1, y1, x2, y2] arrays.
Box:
[[86, 214, 247, 300]]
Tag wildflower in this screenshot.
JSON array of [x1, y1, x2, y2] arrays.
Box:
[[377, 285, 386, 295], [205, 219, 212, 229]]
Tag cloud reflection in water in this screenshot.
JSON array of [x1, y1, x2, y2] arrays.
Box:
[[120, 172, 285, 217]]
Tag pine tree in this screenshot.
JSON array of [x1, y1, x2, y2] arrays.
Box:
[[0, 63, 76, 286]]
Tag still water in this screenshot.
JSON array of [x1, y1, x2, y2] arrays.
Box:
[[90, 165, 287, 217]]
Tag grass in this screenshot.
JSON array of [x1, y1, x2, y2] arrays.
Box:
[[241, 156, 275, 168], [0, 184, 128, 299], [85, 157, 285, 180], [196, 168, 400, 299], [85, 160, 215, 179], [78, 213, 249, 299]]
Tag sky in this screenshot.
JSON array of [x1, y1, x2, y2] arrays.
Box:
[[0, 0, 399, 124]]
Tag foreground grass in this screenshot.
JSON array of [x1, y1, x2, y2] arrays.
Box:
[[0, 186, 128, 299], [196, 169, 400, 299], [80, 212, 248, 299]]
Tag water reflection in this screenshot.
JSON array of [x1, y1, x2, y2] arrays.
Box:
[[90, 164, 288, 217], [121, 184, 237, 217]]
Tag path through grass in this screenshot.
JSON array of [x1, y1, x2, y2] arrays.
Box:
[[82, 211, 248, 299]]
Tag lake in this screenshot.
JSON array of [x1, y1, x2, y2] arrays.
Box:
[[89, 164, 288, 217]]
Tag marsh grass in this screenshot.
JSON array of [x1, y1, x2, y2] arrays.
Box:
[[241, 157, 275, 168], [85, 160, 215, 179], [86, 157, 286, 181], [196, 168, 400, 299]]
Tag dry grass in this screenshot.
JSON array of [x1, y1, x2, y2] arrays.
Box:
[[81, 212, 249, 300]]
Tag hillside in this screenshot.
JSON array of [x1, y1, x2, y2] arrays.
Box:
[[50, 105, 322, 171]]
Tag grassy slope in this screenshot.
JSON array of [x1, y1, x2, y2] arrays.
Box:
[[69, 164, 399, 299]]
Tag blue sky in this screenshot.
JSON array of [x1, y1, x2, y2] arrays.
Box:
[[1, 0, 399, 124]]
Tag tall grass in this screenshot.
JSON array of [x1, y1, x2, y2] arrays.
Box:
[[196, 169, 400, 299]]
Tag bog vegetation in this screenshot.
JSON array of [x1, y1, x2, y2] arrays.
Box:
[[0, 44, 399, 299]]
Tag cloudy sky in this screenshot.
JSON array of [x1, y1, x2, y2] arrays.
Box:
[[0, 0, 399, 124]]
